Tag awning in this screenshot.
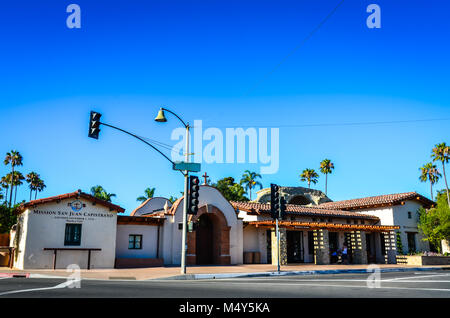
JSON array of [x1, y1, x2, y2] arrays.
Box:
[[246, 220, 399, 232]]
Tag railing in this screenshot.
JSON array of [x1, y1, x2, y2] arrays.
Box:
[[43, 248, 102, 270]]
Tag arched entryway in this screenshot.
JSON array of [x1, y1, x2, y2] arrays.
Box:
[[289, 195, 311, 206], [196, 214, 214, 265], [187, 205, 231, 265]]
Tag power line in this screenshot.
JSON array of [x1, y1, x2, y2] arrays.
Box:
[[243, 0, 346, 96], [205, 118, 450, 129]]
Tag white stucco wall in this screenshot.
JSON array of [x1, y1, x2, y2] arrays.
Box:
[[392, 201, 430, 253], [133, 197, 172, 216], [243, 226, 259, 252], [168, 186, 243, 265], [349, 201, 430, 254], [14, 198, 119, 270], [115, 224, 159, 259], [10, 211, 29, 269]]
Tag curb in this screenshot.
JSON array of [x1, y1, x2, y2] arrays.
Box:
[[0, 273, 30, 278], [153, 266, 447, 281]]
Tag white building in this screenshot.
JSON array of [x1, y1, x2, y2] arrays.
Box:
[[11, 190, 124, 270], [9, 187, 435, 269]]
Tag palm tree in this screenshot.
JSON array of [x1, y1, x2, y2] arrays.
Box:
[[35, 178, 46, 200], [4, 150, 23, 207], [240, 170, 263, 201], [319, 159, 334, 196], [26, 172, 40, 201], [431, 142, 450, 206], [300, 168, 319, 189], [1, 176, 9, 204], [419, 163, 441, 201], [90, 185, 116, 202], [168, 196, 177, 204], [11, 171, 25, 205], [137, 187, 156, 203]]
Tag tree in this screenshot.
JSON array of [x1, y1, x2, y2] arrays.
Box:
[[419, 163, 441, 201], [35, 178, 46, 200], [1, 176, 9, 204], [319, 159, 334, 196], [239, 170, 263, 201], [300, 169, 319, 189], [8, 171, 25, 206], [90, 185, 116, 202], [212, 177, 249, 202], [0, 204, 17, 234], [26, 172, 40, 201], [431, 142, 450, 207], [137, 187, 156, 203], [418, 190, 450, 253], [168, 196, 177, 204], [4, 150, 23, 207]]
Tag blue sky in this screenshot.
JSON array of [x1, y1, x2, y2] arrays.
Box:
[[1, 0, 449, 213]]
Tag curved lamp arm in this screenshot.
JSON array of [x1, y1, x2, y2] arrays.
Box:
[[161, 107, 189, 128]]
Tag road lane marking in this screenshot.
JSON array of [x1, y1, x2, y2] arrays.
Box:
[[214, 279, 450, 283], [179, 281, 450, 292], [384, 273, 450, 282], [0, 280, 79, 296]]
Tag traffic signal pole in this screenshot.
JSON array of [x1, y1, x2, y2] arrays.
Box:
[[276, 218, 280, 273], [89, 110, 195, 276], [181, 125, 190, 275]]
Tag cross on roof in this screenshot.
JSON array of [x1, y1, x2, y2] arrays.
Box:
[[202, 172, 209, 185]]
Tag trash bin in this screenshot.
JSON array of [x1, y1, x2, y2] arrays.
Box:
[[243, 252, 253, 264], [252, 252, 261, 264]]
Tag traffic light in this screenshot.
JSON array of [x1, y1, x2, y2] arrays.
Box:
[[279, 196, 287, 220], [270, 183, 280, 220], [88, 111, 102, 139], [188, 175, 200, 215]]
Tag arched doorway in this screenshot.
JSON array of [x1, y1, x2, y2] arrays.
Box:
[[196, 214, 214, 265], [289, 195, 311, 206], [188, 205, 232, 265]]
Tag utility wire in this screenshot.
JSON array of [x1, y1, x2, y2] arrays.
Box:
[[133, 118, 450, 154], [243, 0, 346, 96], [205, 118, 450, 129]]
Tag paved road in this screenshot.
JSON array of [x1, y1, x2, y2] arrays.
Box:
[[0, 270, 450, 298]]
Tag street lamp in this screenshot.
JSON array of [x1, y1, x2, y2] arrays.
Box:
[[155, 107, 190, 275]]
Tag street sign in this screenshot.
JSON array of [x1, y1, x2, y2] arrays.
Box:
[[173, 161, 201, 172]]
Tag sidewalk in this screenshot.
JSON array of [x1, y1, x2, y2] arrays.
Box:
[[1, 264, 449, 281]]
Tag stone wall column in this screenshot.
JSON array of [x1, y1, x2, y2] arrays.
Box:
[[313, 229, 330, 265], [374, 232, 385, 264], [350, 231, 368, 264], [384, 231, 397, 264], [271, 228, 287, 266]]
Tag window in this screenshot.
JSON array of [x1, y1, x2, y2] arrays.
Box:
[[408, 211, 412, 219], [65, 224, 82, 246], [407, 232, 416, 253], [129, 235, 142, 249]]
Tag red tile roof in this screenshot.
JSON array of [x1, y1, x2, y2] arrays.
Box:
[[231, 201, 379, 220], [17, 190, 125, 214], [246, 220, 399, 232], [318, 192, 434, 211]]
